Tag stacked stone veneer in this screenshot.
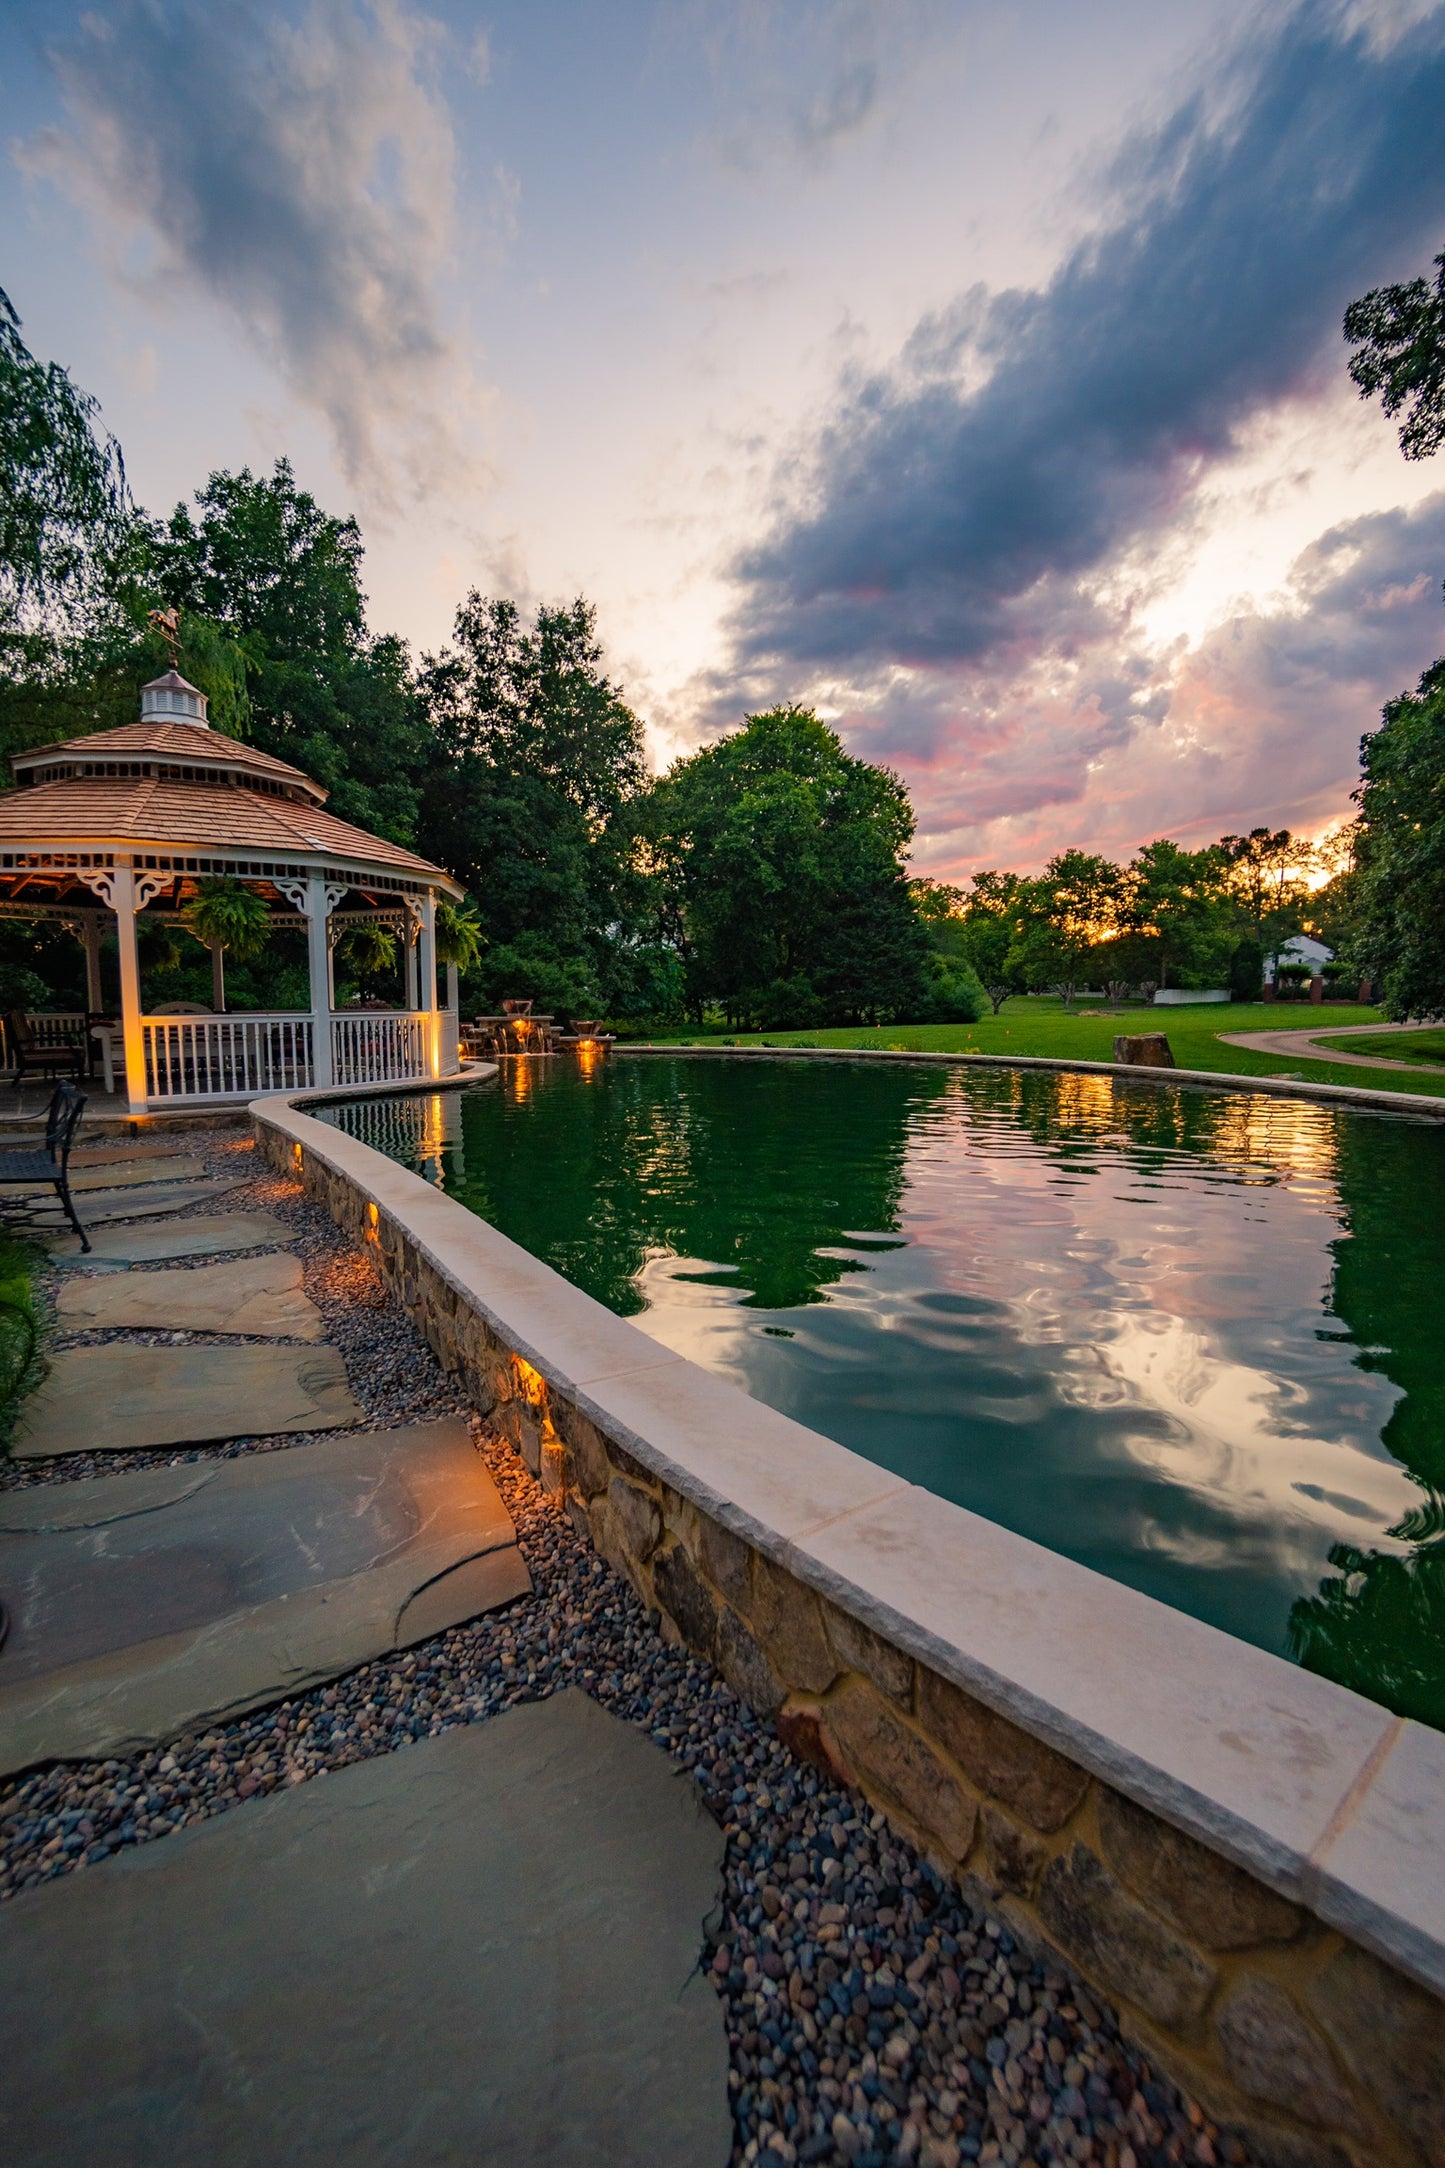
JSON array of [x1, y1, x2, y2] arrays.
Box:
[[257, 1103, 1445, 2168]]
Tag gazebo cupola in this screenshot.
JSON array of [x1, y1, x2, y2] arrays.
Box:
[[0, 670, 464, 1114], [140, 669, 209, 727]]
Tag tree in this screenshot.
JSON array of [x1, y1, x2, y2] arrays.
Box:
[[932, 871, 1028, 1014], [1015, 852, 1121, 1004], [0, 286, 130, 641], [1216, 828, 1312, 954], [642, 707, 939, 1028], [418, 596, 647, 1015], [1120, 839, 1231, 992], [154, 461, 425, 844], [1345, 250, 1445, 461], [1351, 660, 1445, 1018]]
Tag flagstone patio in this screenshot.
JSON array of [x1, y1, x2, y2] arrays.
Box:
[[0, 1130, 729, 2165], [0, 1690, 728, 2167]]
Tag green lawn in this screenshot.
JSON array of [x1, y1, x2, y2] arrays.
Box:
[[636, 999, 1445, 1100], [1312, 1026, 1445, 1068], [0, 1221, 38, 1448]]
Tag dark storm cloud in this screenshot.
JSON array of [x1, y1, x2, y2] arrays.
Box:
[[731, 5, 1445, 676]]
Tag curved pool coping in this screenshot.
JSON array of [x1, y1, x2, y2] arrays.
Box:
[[252, 1067, 1445, 2163]]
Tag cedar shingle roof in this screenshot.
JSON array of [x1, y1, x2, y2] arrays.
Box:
[[0, 774, 448, 882], [12, 721, 322, 797]]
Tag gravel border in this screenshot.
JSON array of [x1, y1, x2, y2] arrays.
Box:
[[0, 1132, 1246, 2167]]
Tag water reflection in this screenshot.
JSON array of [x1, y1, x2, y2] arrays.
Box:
[[322, 1059, 1445, 1724]]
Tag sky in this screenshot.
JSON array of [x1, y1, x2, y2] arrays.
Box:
[[3, 0, 1444, 877]]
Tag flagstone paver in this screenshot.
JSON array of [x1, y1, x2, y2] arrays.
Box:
[[4, 1156, 208, 1197], [18, 1177, 247, 1228], [0, 1690, 728, 2167], [68, 1141, 194, 1168], [0, 1419, 530, 1770], [10, 1342, 362, 1458], [46, 1210, 292, 1267], [54, 1252, 323, 1338]]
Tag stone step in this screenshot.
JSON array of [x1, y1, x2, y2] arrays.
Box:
[[0, 1420, 531, 1770], [68, 1141, 195, 1168], [10, 1342, 363, 1459], [17, 1178, 247, 1228], [0, 1693, 727, 2165], [47, 1212, 292, 1268], [55, 1252, 323, 1340], [5, 1156, 208, 1196]]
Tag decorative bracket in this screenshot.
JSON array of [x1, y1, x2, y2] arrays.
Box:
[[274, 878, 349, 919], [74, 868, 170, 913], [73, 869, 119, 911]]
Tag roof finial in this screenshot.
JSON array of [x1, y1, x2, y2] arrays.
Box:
[[147, 606, 182, 669]]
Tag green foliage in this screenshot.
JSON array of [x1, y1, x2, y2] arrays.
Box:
[[183, 877, 271, 963], [153, 460, 425, 843], [1012, 851, 1121, 1002], [948, 871, 1029, 1013], [1118, 838, 1232, 990], [0, 286, 130, 640], [419, 595, 646, 1012], [1352, 659, 1445, 1018], [1217, 827, 1311, 950], [1228, 939, 1264, 1003], [435, 897, 484, 972], [337, 922, 398, 983], [0, 1222, 38, 1438], [639, 706, 933, 1029], [1344, 250, 1445, 462], [473, 932, 600, 1017]]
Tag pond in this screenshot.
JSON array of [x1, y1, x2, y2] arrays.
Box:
[[321, 1056, 1445, 1728]]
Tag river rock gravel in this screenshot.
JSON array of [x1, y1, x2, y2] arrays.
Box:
[[0, 1127, 1245, 2167]]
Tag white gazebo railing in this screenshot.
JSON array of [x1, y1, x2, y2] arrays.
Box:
[[143, 1014, 317, 1100], [331, 1010, 429, 1086], [80, 1009, 460, 1102]]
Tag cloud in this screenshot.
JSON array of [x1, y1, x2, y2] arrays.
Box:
[[728, 5, 1445, 681], [23, 0, 486, 507], [902, 490, 1445, 874], [686, 0, 927, 174]]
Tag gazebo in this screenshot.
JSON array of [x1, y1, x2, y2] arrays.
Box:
[[0, 670, 465, 1115]]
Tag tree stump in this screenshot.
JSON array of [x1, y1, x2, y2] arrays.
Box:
[[1113, 1033, 1175, 1068]]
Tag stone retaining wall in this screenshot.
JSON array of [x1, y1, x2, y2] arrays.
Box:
[[255, 1093, 1445, 2168]]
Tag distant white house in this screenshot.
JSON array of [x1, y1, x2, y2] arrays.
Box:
[[1265, 934, 1333, 983]]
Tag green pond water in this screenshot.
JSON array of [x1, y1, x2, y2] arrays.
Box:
[[322, 1056, 1445, 1726]]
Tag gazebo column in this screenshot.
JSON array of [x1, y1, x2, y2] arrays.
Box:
[[405, 922, 420, 1011], [111, 869, 149, 1115], [419, 891, 440, 1078], [304, 876, 335, 1089], [81, 916, 104, 1014]]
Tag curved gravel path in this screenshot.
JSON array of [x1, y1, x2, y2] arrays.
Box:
[[1, 1130, 1249, 2168], [1218, 1018, 1445, 1075]]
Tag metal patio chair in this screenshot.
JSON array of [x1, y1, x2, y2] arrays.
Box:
[[0, 1079, 90, 1250], [7, 1010, 86, 1093]]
